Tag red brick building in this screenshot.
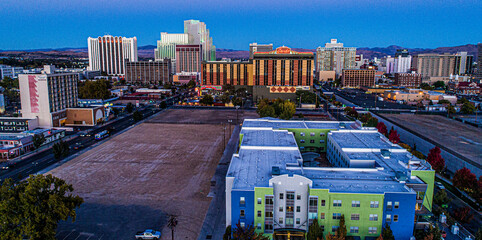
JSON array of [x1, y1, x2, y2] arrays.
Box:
[[341, 69, 375, 88], [394, 73, 422, 87]]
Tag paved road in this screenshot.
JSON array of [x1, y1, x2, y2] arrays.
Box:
[[197, 124, 241, 240]]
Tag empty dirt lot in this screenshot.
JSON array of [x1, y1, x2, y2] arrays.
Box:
[[51, 122, 226, 240], [148, 108, 259, 124]]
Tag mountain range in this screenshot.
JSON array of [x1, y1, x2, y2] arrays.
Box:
[[0, 44, 478, 60]]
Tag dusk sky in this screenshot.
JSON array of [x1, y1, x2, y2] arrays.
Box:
[[0, 0, 481, 50]]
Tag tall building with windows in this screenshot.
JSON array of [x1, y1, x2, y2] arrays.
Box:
[[342, 69, 376, 88], [125, 60, 172, 85], [87, 35, 138, 75], [316, 39, 356, 76], [154, 32, 189, 62], [176, 44, 202, 73], [454, 52, 474, 75], [393, 49, 412, 73], [411, 53, 456, 78], [227, 118, 434, 240], [19, 66, 79, 127], [184, 19, 216, 61]]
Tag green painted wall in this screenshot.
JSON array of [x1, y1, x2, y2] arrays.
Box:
[[238, 133, 244, 153], [281, 128, 335, 153], [254, 187, 274, 239], [309, 189, 384, 239], [411, 170, 435, 211]]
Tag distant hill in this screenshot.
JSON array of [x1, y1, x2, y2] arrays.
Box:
[[0, 44, 478, 60]]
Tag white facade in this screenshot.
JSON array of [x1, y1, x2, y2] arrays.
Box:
[[316, 39, 356, 76], [394, 55, 412, 73], [381, 56, 395, 74], [88, 35, 138, 75], [154, 33, 189, 73], [184, 19, 216, 61]]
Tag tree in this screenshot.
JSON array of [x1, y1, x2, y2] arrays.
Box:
[[381, 223, 395, 240], [452, 167, 477, 191], [388, 127, 400, 144], [426, 147, 445, 172], [461, 102, 475, 114], [78, 80, 111, 99], [433, 81, 445, 89], [126, 102, 134, 113], [453, 207, 474, 223], [447, 104, 456, 116], [200, 94, 214, 105], [167, 215, 178, 240], [365, 116, 379, 127], [306, 219, 324, 240], [223, 225, 232, 240], [296, 90, 317, 104], [331, 95, 336, 102], [220, 94, 230, 104], [475, 228, 482, 240], [420, 83, 433, 90], [160, 101, 167, 109], [187, 80, 196, 88], [457, 97, 469, 104], [0, 175, 83, 240], [344, 106, 352, 113], [133, 110, 143, 122], [232, 97, 243, 107], [433, 189, 450, 206], [52, 140, 69, 159], [32, 134, 46, 150], [376, 122, 388, 136], [438, 99, 450, 105], [278, 101, 296, 120], [347, 108, 358, 119], [335, 215, 347, 239], [231, 221, 268, 240]]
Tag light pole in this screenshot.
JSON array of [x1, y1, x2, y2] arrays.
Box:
[[235, 105, 240, 125]]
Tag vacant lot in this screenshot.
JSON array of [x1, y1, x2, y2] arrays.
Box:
[[381, 114, 482, 163], [148, 108, 259, 124], [51, 122, 226, 240]]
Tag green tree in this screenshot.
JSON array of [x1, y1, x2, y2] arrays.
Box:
[[126, 102, 134, 113], [78, 80, 111, 99], [307, 218, 324, 240], [278, 100, 296, 120], [438, 99, 450, 105], [296, 90, 317, 104], [220, 94, 230, 104], [232, 97, 243, 107], [447, 104, 456, 116], [433, 81, 445, 89], [200, 94, 214, 105], [420, 83, 433, 90], [335, 214, 347, 239], [223, 225, 232, 240], [433, 189, 450, 206], [52, 140, 69, 159], [460, 102, 475, 114], [187, 80, 196, 88], [0, 175, 83, 240], [257, 105, 276, 118], [32, 134, 46, 150], [381, 223, 395, 240], [232, 222, 268, 240], [133, 110, 143, 122]]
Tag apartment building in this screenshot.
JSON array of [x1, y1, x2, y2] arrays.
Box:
[[316, 39, 356, 76], [87, 35, 138, 75], [394, 72, 422, 87], [125, 60, 172, 85], [341, 69, 375, 88]]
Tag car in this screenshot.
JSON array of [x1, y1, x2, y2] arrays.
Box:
[[0, 161, 15, 170], [73, 142, 84, 150], [135, 229, 161, 240], [435, 182, 445, 190], [79, 131, 91, 137]]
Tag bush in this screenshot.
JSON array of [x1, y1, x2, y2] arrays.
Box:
[[412, 150, 425, 159], [399, 143, 412, 152]]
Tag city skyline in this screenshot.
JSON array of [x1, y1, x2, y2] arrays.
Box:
[[1, 0, 481, 50]]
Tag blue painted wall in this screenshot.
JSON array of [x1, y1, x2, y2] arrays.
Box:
[[231, 190, 255, 229], [382, 192, 417, 240]]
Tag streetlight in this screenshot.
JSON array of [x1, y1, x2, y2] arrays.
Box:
[[235, 106, 240, 125]]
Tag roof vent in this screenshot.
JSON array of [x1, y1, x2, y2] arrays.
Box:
[[381, 149, 391, 159], [272, 166, 280, 176]]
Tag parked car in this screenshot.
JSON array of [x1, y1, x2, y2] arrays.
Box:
[[435, 182, 445, 190], [73, 142, 84, 150], [135, 229, 161, 240], [0, 161, 15, 170]]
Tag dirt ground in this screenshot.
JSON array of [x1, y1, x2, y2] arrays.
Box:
[[148, 108, 259, 124], [51, 123, 226, 240], [381, 114, 481, 162]]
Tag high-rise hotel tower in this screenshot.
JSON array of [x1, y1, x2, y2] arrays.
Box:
[[87, 35, 138, 75]]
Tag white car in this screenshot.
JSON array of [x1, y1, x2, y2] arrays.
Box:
[[435, 182, 445, 190], [135, 229, 161, 240]]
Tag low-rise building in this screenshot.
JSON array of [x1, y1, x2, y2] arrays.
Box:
[[125, 60, 172, 85], [394, 72, 422, 87], [0, 117, 38, 133], [318, 71, 336, 82], [227, 118, 434, 240]]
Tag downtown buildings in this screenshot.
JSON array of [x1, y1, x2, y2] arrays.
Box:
[[316, 39, 356, 77], [411, 52, 473, 80], [125, 60, 172, 85], [227, 118, 434, 240], [341, 69, 376, 88], [87, 35, 138, 75]]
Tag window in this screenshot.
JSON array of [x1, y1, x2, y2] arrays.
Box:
[[258, 211, 262, 217], [287, 193, 295, 200], [310, 132, 315, 136], [240, 197, 245, 205], [279, 218, 283, 224], [394, 202, 399, 209], [350, 226, 359, 233], [286, 206, 294, 212], [333, 213, 341, 220], [320, 213, 325, 219], [296, 206, 301, 212], [320, 140, 325, 143], [300, 139, 305, 143], [393, 215, 399, 222], [240, 222, 245, 228], [297, 194, 301, 200], [321, 200, 326, 206], [369, 214, 378, 221], [296, 218, 300, 224], [279, 206, 283, 212], [370, 201, 379, 208], [351, 214, 360, 220], [265, 224, 273, 231], [309, 212, 317, 219], [280, 193, 284, 200], [320, 133, 325, 137], [240, 210, 245, 218], [300, 132, 305, 136], [368, 227, 377, 234], [310, 139, 315, 143], [387, 201, 392, 210], [352, 201, 360, 207], [265, 211, 273, 218], [257, 223, 262, 230], [286, 218, 294, 225], [309, 197, 318, 207], [265, 196, 273, 205], [257, 198, 262, 204], [333, 200, 342, 207], [332, 226, 339, 232], [386, 214, 391, 222]]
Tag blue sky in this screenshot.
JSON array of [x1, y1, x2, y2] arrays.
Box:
[[0, 0, 480, 50]]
